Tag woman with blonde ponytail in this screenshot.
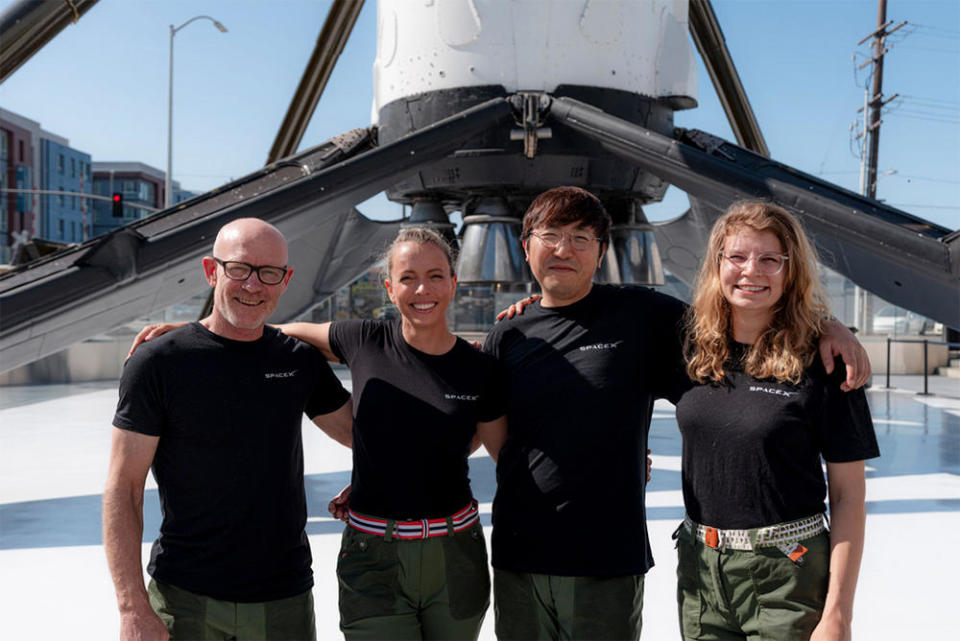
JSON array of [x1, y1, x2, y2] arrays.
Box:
[[129, 227, 506, 641]]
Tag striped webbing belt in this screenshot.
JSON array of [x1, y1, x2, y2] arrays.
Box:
[[683, 513, 827, 553], [348, 500, 480, 540]]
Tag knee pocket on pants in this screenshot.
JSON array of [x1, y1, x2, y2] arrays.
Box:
[[336, 528, 401, 625], [443, 524, 491, 620]]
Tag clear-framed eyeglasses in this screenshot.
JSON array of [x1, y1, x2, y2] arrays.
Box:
[[719, 251, 789, 275], [214, 258, 288, 285], [529, 230, 602, 251]]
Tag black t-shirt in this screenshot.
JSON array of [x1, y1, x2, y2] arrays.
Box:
[[329, 319, 506, 520], [483, 284, 686, 577], [113, 322, 349, 602], [673, 343, 880, 529]]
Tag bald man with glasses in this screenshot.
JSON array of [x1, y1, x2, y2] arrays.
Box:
[[103, 218, 353, 641]]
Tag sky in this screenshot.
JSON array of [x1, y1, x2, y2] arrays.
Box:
[[2, 0, 957, 231]]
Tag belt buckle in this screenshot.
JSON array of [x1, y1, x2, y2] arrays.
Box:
[[704, 526, 720, 549]]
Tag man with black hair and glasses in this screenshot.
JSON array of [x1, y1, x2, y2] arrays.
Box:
[[103, 218, 353, 641]]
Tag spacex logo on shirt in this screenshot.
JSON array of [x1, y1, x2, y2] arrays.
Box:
[[749, 385, 796, 398], [265, 370, 298, 379], [579, 340, 624, 352], [445, 393, 479, 401]]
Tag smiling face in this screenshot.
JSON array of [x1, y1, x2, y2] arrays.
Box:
[[384, 240, 457, 332], [524, 221, 604, 307], [719, 226, 786, 325], [201, 219, 292, 341]]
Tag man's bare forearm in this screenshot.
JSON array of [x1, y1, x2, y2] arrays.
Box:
[[313, 398, 354, 448], [103, 484, 150, 612]]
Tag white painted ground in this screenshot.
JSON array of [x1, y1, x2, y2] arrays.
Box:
[[0, 386, 956, 639]]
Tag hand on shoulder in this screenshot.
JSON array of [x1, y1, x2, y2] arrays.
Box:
[[817, 319, 871, 392], [127, 323, 188, 359], [495, 295, 541, 321]]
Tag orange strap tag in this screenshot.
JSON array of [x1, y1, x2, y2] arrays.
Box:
[[704, 527, 719, 549]]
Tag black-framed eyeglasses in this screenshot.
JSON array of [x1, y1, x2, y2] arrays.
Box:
[[718, 251, 789, 275], [214, 258, 288, 285], [529, 230, 602, 251]]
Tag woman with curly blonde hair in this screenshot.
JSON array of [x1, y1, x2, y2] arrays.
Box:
[[672, 201, 879, 641], [685, 201, 831, 385]]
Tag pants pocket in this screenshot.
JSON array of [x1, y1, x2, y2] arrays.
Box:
[[336, 527, 401, 625], [147, 579, 216, 639], [675, 526, 702, 639], [749, 532, 829, 639], [443, 523, 491, 620]]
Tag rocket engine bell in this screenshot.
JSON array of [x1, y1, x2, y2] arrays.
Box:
[[373, 0, 698, 286]]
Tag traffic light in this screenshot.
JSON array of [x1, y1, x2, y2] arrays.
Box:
[[111, 192, 123, 217]]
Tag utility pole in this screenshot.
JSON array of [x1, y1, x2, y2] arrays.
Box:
[[865, 0, 887, 199], [853, 0, 905, 334], [857, 0, 905, 198]]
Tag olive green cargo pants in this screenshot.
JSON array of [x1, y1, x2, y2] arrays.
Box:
[[493, 569, 645, 640], [147, 579, 316, 640], [336, 521, 490, 640], [675, 524, 830, 640]]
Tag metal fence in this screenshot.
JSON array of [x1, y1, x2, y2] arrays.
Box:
[[883, 337, 960, 396]]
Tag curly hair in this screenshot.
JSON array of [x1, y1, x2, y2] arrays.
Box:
[[684, 201, 831, 384]]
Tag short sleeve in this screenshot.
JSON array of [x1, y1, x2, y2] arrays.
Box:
[[482, 322, 503, 359], [113, 347, 166, 436], [818, 361, 880, 462], [652, 292, 690, 404], [328, 319, 371, 365], [303, 349, 350, 418], [477, 354, 509, 422]]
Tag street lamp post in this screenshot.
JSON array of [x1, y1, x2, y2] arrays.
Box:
[[166, 15, 227, 210]]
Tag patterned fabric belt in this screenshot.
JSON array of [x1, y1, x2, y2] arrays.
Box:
[[683, 513, 827, 552], [348, 500, 480, 540]]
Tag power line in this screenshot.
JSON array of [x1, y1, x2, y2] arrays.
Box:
[[888, 98, 958, 115], [896, 44, 960, 54], [890, 102, 959, 115], [891, 108, 958, 118], [908, 23, 960, 39], [887, 113, 960, 124], [900, 94, 960, 107], [896, 174, 960, 184], [893, 109, 958, 120]]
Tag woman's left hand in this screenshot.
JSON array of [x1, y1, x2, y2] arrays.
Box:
[[809, 613, 851, 641], [328, 484, 351, 522]]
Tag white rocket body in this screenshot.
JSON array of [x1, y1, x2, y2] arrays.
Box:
[[373, 0, 698, 123], [371, 0, 700, 287]]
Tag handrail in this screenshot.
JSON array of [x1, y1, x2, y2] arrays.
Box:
[[883, 337, 960, 396]]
